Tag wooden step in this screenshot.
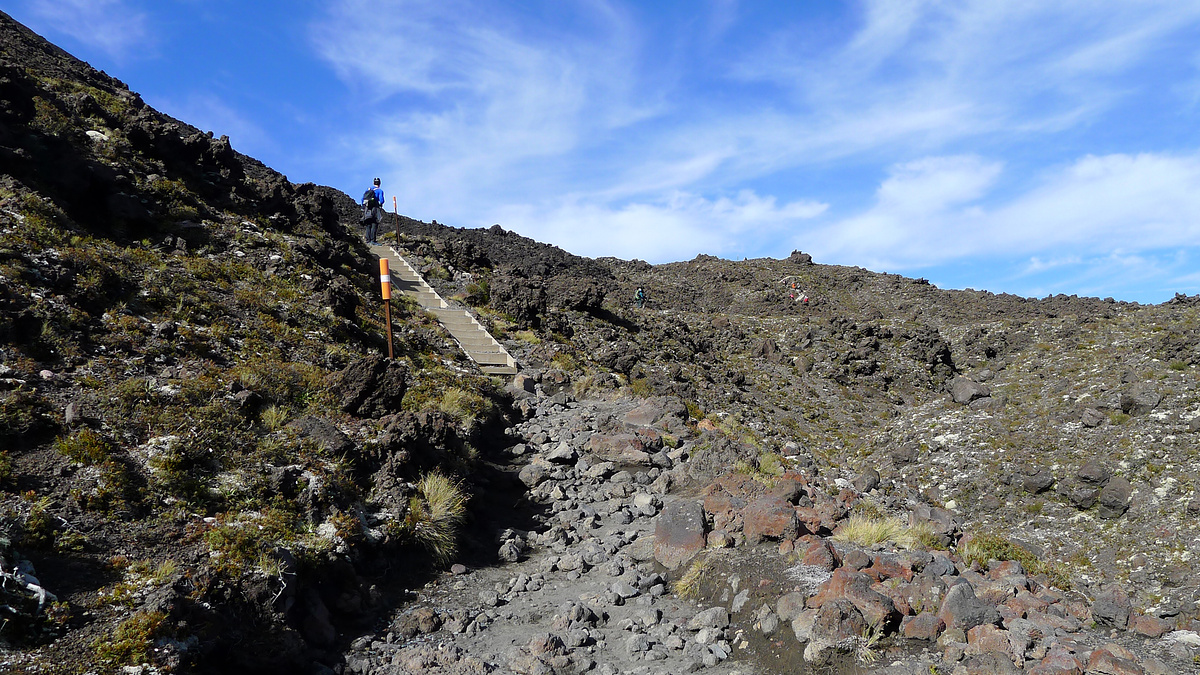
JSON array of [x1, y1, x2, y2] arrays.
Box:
[[370, 244, 517, 374]]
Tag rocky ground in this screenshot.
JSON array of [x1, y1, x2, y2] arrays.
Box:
[[337, 381, 1200, 675], [4, 8, 1200, 674]]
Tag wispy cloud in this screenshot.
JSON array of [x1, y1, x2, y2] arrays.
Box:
[[810, 150, 1200, 272], [493, 190, 827, 262], [304, 0, 1200, 302], [23, 0, 151, 60]]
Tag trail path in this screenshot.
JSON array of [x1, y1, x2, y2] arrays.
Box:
[[342, 394, 759, 675], [372, 243, 517, 376]]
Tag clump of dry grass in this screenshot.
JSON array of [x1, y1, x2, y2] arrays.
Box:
[[831, 514, 919, 549], [408, 472, 468, 563], [673, 553, 716, 599]]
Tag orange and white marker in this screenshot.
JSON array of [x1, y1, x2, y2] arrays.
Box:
[[379, 259, 391, 300], [380, 258, 394, 358]]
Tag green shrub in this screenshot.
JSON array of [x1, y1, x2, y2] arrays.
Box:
[[93, 611, 168, 666], [0, 449, 12, 485], [628, 377, 654, 398], [55, 428, 112, 464], [463, 279, 489, 306], [958, 532, 1071, 589], [31, 96, 71, 136], [77, 459, 144, 514], [0, 390, 54, 443]]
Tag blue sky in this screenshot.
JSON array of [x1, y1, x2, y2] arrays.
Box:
[[9, 0, 1200, 303]]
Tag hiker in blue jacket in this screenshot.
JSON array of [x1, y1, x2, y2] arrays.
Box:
[[361, 177, 385, 245]]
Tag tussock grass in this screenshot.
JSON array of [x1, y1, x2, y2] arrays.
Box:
[[409, 472, 468, 563], [259, 405, 289, 432], [673, 554, 716, 599], [854, 624, 885, 663], [511, 330, 540, 344], [628, 377, 654, 398], [832, 514, 919, 549]]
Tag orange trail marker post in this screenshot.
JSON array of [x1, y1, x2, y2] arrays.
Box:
[[379, 258, 393, 359]]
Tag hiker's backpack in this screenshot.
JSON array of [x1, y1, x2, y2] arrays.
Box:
[[362, 188, 381, 211], [361, 188, 381, 223]]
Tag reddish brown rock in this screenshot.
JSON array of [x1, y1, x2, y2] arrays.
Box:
[[1026, 609, 1081, 634], [742, 495, 802, 545], [966, 623, 1020, 666], [988, 560, 1025, 579], [901, 612, 945, 640], [808, 568, 898, 629], [800, 538, 838, 571], [794, 499, 846, 534], [864, 553, 913, 582], [584, 433, 650, 465], [1027, 645, 1085, 675], [1087, 643, 1144, 675], [1004, 590, 1050, 617], [1128, 613, 1171, 638]]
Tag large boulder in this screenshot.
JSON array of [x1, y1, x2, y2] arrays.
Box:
[[583, 433, 651, 465], [653, 500, 707, 570], [742, 496, 802, 545], [950, 377, 991, 404], [1091, 586, 1132, 629], [803, 598, 867, 664], [938, 582, 1001, 632], [808, 568, 898, 630], [330, 355, 407, 418], [1097, 476, 1133, 519], [1120, 383, 1161, 416]]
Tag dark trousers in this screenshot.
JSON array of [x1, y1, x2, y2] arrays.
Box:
[[363, 208, 382, 241]]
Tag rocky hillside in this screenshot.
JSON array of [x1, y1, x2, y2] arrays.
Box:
[[3, 9, 1200, 675], [0, 11, 523, 673]]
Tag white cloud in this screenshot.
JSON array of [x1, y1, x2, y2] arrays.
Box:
[[24, 0, 151, 60], [493, 190, 827, 262], [1019, 255, 1083, 276], [809, 150, 1200, 271], [302, 0, 1200, 298]]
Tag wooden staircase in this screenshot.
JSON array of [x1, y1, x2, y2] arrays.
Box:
[[370, 244, 518, 376]]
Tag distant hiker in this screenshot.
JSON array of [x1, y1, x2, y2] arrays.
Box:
[[360, 177, 384, 245], [634, 286, 646, 309]]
